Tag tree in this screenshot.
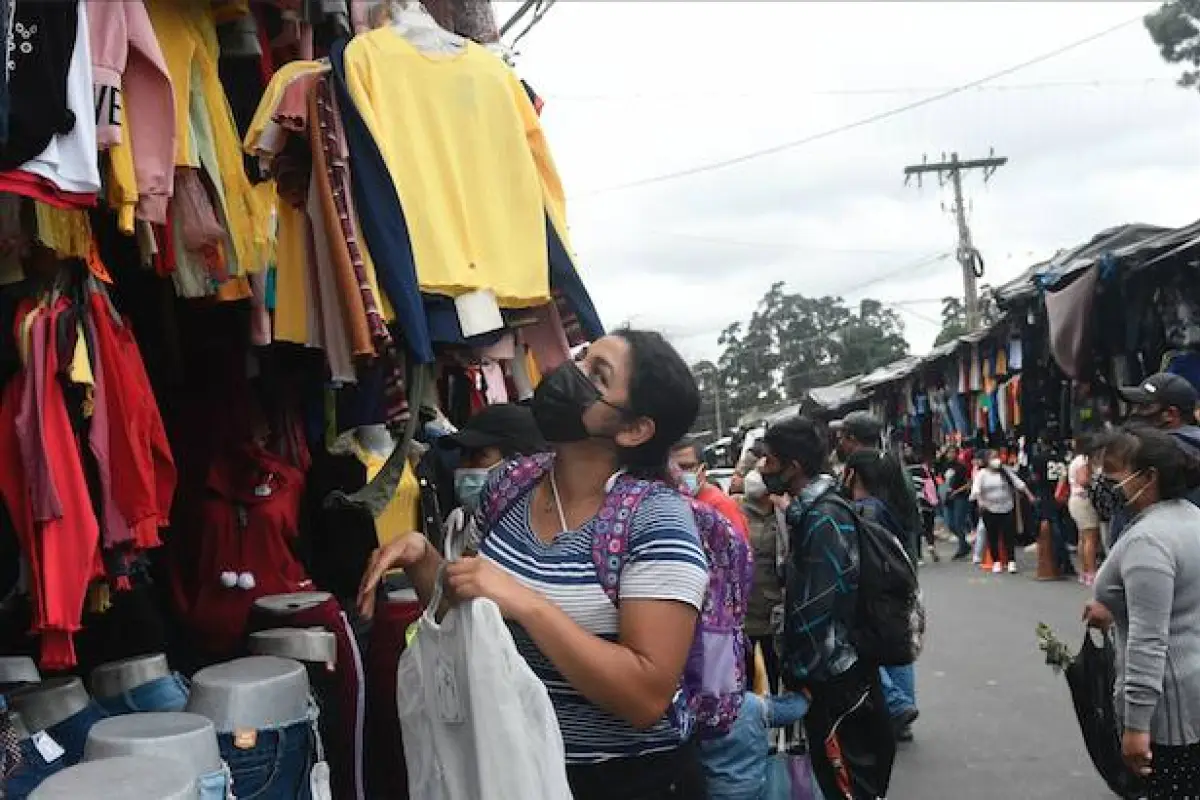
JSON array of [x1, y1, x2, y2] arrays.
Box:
[[1145, 0, 1200, 91], [703, 284, 910, 431], [934, 296, 968, 346], [838, 299, 909, 379]]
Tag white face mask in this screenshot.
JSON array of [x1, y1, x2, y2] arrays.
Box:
[[989, 458, 1003, 470], [744, 470, 767, 500]]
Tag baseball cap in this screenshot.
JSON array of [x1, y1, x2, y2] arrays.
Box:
[[437, 403, 547, 454], [829, 411, 883, 444], [1120, 373, 1198, 413]]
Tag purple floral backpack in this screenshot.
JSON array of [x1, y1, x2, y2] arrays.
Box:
[[475, 454, 754, 739]]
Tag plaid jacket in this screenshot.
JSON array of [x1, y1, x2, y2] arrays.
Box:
[[781, 475, 861, 686]]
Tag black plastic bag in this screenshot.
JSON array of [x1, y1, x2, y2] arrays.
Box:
[[1064, 629, 1147, 799]]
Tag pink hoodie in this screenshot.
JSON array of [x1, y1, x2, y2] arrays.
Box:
[[88, 0, 175, 223]]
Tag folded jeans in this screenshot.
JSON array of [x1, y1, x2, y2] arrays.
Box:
[[45, 701, 108, 767], [96, 672, 190, 716], [219, 717, 314, 800], [4, 735, 68, 799]]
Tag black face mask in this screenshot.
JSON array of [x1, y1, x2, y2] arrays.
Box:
[[1131, 411, 1171, 431], [761, 466, 794, 496], [1089, 473, 1123, 521], [531, 362, 603, 443]]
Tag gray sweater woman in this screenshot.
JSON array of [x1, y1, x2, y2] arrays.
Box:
[[1094, 499, 1200, 745]]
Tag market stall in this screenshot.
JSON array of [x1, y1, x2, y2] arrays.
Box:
[[0, 1, 600, 797]]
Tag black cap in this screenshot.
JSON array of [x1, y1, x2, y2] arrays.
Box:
[[829, 411, 883, 444], [436, 403, 547, 454], [1120, 373, 1198, 413]]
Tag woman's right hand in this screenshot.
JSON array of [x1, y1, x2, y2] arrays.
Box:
[[357, 532, 432, 619], [1083, 600, 1114, 630]]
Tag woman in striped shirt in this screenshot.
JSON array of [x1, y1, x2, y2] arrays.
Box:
[[359, 330, 711, 799]]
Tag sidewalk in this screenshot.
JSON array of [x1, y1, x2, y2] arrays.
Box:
[[888, 546, 1109, 799]]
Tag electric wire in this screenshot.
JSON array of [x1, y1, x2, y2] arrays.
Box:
[[573, 15, 1143, 200]]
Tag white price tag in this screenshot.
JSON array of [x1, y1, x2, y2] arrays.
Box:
[[32, 731, 65, 763], [309, 760, 332, 800]]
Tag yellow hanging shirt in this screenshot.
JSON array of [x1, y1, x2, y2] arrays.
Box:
[[107, 101, 138, 235], [342, 31, 563, 307], [146, 0, 271, 274]]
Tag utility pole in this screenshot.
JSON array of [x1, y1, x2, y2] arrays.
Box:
[[904, 151, 1007, 332], [713, 378, 725, 438]]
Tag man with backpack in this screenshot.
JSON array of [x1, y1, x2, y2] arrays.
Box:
[[759, 416, 898, 800]]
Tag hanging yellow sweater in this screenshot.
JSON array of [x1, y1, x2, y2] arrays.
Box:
[[342, 30, 567, 307], [146, 0, 271, 274]]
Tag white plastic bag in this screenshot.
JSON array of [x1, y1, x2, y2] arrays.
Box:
[[396, 528, 572, 800]]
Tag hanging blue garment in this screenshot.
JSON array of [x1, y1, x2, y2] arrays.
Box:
[[949, 393, 969, 435]]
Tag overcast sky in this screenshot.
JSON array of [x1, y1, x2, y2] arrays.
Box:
[[496, 1, 1200, 370]]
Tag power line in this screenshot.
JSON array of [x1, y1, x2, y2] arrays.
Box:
[[547, 77, 1168, 103], [712, 300, 937, 392], [573, 15, 1141, 200], [886, 298, 951, 306], [642, 231, 921, 255], [666, 250, 954, 350], [588, 229, 937, 256], [834, 252, 952, 297]]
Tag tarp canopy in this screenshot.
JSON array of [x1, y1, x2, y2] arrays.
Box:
[[995, 222, 1175, 305]]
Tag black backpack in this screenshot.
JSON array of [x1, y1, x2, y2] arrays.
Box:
[[810, 493, 924, 667]]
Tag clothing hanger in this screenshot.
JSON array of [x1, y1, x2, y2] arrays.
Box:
[[384, 0, 465, 56]]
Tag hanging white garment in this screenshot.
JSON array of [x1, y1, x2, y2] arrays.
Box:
[[21, 0, 101, 194], [395, 526, 572, 800]]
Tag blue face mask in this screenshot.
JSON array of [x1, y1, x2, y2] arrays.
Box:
[[680, 471, 700, 496], [455, 468, 492, 512]]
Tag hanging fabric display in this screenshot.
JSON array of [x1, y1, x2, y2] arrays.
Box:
[[0, 1, 601, 798]]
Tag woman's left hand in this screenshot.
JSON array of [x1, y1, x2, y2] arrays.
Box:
[[1122, 730, 1153, 777], [444, 556, 536, 621]]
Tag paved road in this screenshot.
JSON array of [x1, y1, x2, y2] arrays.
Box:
[[887, 545, 1114, 799]]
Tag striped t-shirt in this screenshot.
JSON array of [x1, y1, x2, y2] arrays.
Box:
[[478, 485, 709, 764]]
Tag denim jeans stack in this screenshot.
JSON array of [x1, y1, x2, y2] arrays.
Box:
[[4, 735, 68, 799], [218, 710, 321, 799], [3, 700, 108, 800], [95, 672, 190, 716]]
